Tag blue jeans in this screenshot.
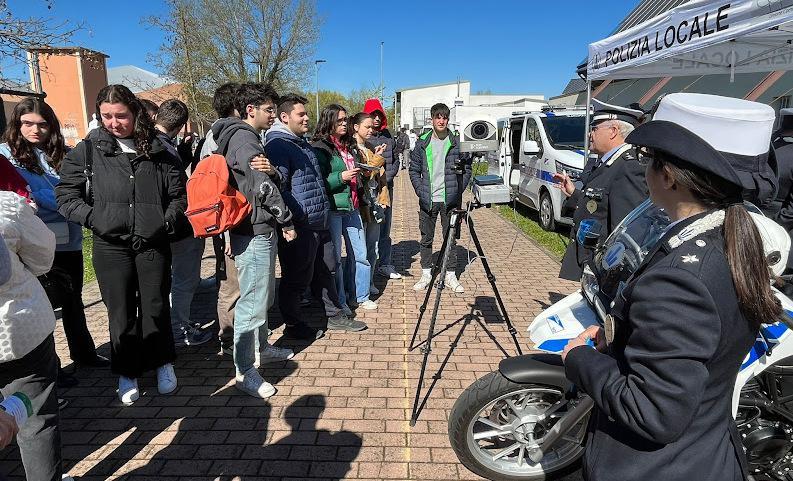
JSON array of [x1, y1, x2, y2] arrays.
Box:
[[230, 233, 277, 376], [329, 210, 371, 305], [365, 220, 381, 288], [170, 236, 205, 336], [378, 185, 394, 267]]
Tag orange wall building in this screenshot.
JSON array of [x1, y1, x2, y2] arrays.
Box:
[[29, 47, 109, 146]]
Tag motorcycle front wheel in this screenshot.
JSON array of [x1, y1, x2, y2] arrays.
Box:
[[449, 370, 587, 481]]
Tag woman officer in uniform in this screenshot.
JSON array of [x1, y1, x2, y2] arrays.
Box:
[[561, 93, 784, 481]]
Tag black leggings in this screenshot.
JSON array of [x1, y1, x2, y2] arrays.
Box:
[[92, 237, 176, 378]]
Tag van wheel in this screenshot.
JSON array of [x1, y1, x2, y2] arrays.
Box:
[[539, 191, 555, 231]]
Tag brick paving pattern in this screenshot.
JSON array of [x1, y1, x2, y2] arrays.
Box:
[[0, 174, 580, 480]]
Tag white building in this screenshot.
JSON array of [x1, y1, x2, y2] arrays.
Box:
[[395, 80, 545, 131]]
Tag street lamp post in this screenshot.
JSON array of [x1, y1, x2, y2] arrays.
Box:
[[251, 60, 262, 82], [314, 59, 326, 121], [379, 42, 384, 102]]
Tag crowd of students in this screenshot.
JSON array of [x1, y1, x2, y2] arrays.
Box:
[[0, 78, 455, 480]]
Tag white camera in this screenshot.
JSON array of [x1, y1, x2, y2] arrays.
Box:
[[461, 120, 498, 153]]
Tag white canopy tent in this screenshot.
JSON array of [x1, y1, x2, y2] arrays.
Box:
[[580, 0, 793, 154]]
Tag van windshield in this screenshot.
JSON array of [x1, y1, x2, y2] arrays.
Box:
[[540, 116, 586, 150]]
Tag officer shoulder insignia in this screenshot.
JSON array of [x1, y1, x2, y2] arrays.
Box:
[[682, 254, 699, 263], [668, 210, 725, 249]]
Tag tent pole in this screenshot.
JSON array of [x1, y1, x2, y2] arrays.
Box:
[[584, 80, 592, 159]]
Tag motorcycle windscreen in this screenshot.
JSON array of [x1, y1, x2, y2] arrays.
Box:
[[592, 200, 670, 303]]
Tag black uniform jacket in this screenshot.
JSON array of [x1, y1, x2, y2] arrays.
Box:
[[565, 212, 757, 481], [559, 144, 647, 281], [765, 138, 793, 219], [56, 128, 187, 247]]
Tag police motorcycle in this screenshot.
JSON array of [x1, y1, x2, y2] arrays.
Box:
[[448, 199, 793, 481]]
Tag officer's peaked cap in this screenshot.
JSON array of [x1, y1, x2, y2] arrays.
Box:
[[627, 120, 743, 192], [590, 99, 644, 127]]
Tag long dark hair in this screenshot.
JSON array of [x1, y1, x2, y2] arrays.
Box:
[[3, 97, 65, 174], [313, 104, 354, 150], [651, 153, 784, 329], [95, 84, 155, 156]]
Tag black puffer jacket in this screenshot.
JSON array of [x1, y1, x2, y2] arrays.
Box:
[[56, 128, 187, 247], [409, 130, 471, 212], [366, 129, 398, 183]]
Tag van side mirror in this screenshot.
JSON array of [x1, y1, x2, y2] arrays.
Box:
[[523, 140, 540, 155], [576, 219, 602, 250]]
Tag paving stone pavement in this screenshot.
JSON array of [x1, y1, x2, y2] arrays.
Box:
[[0, 174, 581, 480]]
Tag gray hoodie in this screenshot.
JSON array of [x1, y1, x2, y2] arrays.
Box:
[[212, 118, 293, 236]]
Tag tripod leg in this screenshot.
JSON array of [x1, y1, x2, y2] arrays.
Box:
[[409, 210, 455, 351], [410, 211, 459, 426], [466, 215, 524, 356]]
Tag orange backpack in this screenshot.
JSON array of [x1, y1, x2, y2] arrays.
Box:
[[185, 152, 251, 238]]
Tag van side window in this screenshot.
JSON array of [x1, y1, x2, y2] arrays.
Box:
[[525, 118, 542, 154], [510, 119, 523, 165]]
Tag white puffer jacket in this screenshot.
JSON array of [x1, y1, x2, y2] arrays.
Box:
[[0, 191, 56, 362]]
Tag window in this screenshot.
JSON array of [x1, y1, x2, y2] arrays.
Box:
[[525, 118, 541, 143]]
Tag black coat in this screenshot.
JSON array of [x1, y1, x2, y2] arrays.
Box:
[[559, 145, 647, 281], [565, 212, 756, 481], [408, 130, 472, 212], [366, 129, 398, 183], [56, 128, 187, 247], [763, 138, 793, 218]]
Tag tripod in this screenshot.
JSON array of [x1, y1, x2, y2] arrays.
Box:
[[408, 200, 523, 426]]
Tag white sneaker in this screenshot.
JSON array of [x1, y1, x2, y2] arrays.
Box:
[[359, 300, 378, 310], [413, 270, 432, 291], [378, 265, 402, 279], [369, 285, 380, 296], [445, 272, 464, 293], [156, 363, 177, 394], [235, 368, 276, 399], [258, 344, 295, 365], [118, 376, 139, 404]]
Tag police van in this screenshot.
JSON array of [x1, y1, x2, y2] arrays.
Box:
[[496, 106, 588, 231]]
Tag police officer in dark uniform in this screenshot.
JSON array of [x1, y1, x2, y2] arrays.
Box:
[[562, 93, 782, 481], [764, 109, 793, 219], [768, 110, 793, 292], [555, 100, 647, 281]]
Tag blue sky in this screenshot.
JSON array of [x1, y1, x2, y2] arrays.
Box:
[[7, 0, 640, 99]]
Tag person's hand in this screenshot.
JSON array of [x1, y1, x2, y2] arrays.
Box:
[[251, 155, 275, 175], [224, 243, 233, 259], [282, 228, 297, 242], [562, 325, 605, 362], [374, 144, 386, 156], [341, 168, 360, 183], [179, 133, 195, 146], [0, 410, 19, 450], [552, 172, 576, 197]]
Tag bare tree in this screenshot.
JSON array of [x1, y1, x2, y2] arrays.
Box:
[[0, 0, 80, 84], [145, 0, 321, 125]]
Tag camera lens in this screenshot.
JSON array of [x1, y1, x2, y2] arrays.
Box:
[[470, 121, 489, 140]]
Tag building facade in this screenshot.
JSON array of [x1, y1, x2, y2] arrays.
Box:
[[395, 80, 545, 131]]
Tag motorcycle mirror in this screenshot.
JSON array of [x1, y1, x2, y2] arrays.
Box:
[[577, 219, 602, 250]]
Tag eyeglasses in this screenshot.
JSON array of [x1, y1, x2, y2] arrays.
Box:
[[21, 120, 50, 129], [336, 118, 348, 124], [256, 105, 276, 114], [590, 123, 615, 132]]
